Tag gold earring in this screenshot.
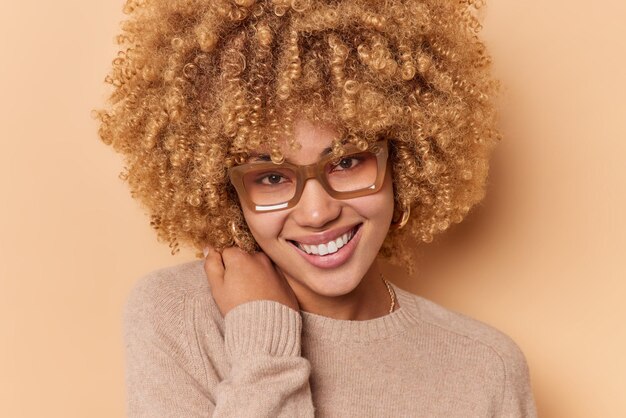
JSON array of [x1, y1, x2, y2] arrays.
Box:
[[230, 220, 244, 247], [392, 205, 410, 230]]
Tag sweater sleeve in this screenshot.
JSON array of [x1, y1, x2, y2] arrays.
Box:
[[497, 340, 538, 418], [214, 300, 315, 417], [123, 273, 315, 418], [123, 275, 212, 417]]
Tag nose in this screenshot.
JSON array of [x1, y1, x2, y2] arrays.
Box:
[[291, 178, 341, 228]]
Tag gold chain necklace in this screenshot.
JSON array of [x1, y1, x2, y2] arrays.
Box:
[[381, 274, 396, 313]]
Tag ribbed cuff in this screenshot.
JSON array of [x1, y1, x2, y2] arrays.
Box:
[[224, 300, 302, 360]]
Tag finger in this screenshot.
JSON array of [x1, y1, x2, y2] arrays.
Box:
[[203, 246, 225, 287], [220, 246, 248, 267]]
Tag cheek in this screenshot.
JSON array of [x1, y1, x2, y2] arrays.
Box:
[[241, 207, 286, 248], [353, 170, 395, 222]]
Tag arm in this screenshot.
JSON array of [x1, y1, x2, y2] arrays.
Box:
[[123, 271, 315, 418], [123, 275, 211, 417], [204, 246, 315, 416], [497, 341, 538, 418], [214, 300, 314, 417]]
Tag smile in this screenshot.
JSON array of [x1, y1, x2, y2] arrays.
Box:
[[294, 227, 357, 255], [288, 224, 363, 269]]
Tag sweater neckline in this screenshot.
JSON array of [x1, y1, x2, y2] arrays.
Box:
[[300, 284, 421, 342]]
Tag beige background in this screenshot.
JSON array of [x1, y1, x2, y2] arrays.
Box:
[[1, 0, 624, 417]]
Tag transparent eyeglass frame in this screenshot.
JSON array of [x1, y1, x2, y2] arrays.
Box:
[[228, 140, 389, 213]]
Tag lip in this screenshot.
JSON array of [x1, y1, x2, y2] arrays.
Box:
[[288, 223, 359, 245], [289, 224, 363, 269]]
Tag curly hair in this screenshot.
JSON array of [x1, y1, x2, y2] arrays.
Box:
[[96, 0, 499, 270]]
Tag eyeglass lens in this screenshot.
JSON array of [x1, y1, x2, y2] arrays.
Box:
[[241, 150, 379, 207]]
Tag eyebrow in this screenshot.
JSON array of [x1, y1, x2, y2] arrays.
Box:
[[248, 144, 336, 163]]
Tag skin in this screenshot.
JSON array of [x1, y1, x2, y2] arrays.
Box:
[[204, 118, 397, 320]]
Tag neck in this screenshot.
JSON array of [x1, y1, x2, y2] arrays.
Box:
[[286, 261, 397, 320]]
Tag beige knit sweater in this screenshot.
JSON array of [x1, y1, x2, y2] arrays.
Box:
[[123, 260, 537, 417]]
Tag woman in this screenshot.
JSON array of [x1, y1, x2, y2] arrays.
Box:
[[97, 0, 537, 416]]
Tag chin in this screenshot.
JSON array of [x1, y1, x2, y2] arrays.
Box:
[[279, 245, 374, 299]]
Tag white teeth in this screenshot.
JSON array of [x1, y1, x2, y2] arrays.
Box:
[[296, 227, 358, 256]]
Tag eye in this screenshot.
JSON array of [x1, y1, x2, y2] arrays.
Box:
[[332, 156, 362, 171], [256, 173, 288, 185]]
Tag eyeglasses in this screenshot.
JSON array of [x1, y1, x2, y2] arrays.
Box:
[[229, 140, 389, 213]]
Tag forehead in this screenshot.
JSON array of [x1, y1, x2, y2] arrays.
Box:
[[247, 118, 344, 165]]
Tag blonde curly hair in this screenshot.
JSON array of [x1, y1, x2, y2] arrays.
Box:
[[96, 0, 499, 270]]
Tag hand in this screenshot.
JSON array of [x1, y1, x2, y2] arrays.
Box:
[[203, 246, 300, 317]]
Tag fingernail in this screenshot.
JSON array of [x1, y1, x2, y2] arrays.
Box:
[[203, 247, 209, 257]]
